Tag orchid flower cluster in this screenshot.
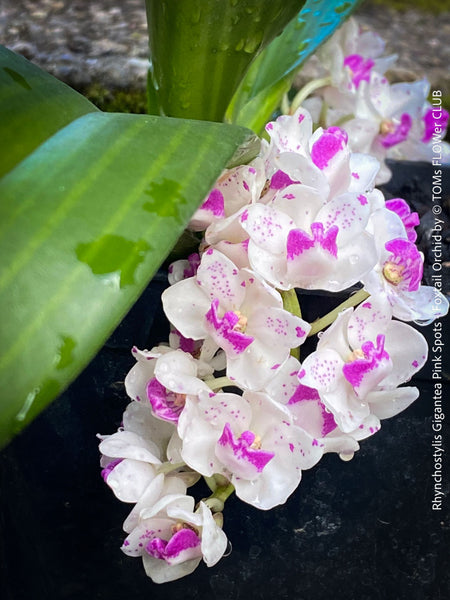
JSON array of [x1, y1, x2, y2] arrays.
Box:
[[98, 19, 449, 584], [295, 17, 450, 184]]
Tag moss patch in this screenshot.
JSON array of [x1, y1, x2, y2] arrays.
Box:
[[83, 83, 147, 114]]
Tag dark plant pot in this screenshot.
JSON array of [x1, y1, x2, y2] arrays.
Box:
[[1, 163, 449, 600]]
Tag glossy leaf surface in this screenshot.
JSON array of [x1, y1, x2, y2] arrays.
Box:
[[228, 0, 363, 132], [145, 0, 305, 121], [0, 45, 99, 178], [0, 111, 254, 448]]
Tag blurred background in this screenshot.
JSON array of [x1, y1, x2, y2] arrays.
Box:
[[1, 0, 449, 114]]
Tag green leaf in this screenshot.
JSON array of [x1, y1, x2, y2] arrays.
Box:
[[0, 111, 254, 448], [227, 0, 363, 131], [0, 45, 99, 178], [144, 0, 305, 122]]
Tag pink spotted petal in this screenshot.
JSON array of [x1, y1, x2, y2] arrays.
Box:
[[315, 192, 371, 246], [196, 249, 246, 311], [347, 296, 392, 349], [240, 203, 291, 255]]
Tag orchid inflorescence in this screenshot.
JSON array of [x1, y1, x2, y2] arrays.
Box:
[[98, 19, 449, 583]]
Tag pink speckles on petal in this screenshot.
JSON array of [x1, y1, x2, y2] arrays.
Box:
[[310, 127, 348, 170], [357, 194, 368, 206], [240, 210, 249, 223], [412, 360, 419, 368], [351, 171, 360, 179], [362, 302, 372, 308], [200, 188, 225, 217], [296, 326, 306, 338]]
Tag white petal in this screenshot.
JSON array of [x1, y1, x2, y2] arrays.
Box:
[[348, 152, 380, 192], [122, 402, 175, 460], [142, 554, 201, 583], [367, 386, 419, 419], [99, 430, 161, 464], [381, 321, 428, 388], [106, 459, 158, 502], [198, 501, 228, 566], [155, 350, 210, 396], [162, 277, 210, 340]]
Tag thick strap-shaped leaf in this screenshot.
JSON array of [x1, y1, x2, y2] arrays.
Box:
[[227, 0, 363, 131], [145, 0, 305, 122], [0, 45, 99, 178], [0, 111, 254, 448]]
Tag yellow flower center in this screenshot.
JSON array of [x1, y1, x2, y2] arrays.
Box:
[[173, 393, 186, 407], [233, 311, 248, 332], [382, 261, 404, 285], [380, 119, 395, 135], [347, 348, 365, 362], [171, 522, 199, 535], [250, 434, 262, 450]]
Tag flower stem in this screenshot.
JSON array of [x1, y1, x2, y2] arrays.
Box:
[[333, 113, 355, 127], [157, 461, 186, 475], [281, 92, 291, 115], [280, 289, 302, 360], [203, 482, 235, 513], [308, 289, 370, 337], [289, 76, 332, 115]]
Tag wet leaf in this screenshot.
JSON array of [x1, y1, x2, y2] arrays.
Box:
[[0, 111, 253, 448]]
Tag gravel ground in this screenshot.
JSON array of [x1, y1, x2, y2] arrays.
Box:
[[1, 0, 449, 95]]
